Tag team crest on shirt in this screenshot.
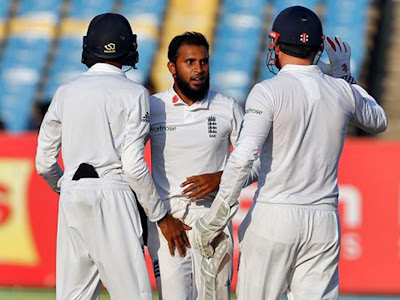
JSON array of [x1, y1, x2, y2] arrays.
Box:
[[207, 115, 217, 138], [141, 112, 150, 122]]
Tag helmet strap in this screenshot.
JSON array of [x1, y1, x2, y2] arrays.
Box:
[[266, 32, 280, 75]]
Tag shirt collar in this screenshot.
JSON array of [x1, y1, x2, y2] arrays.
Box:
[[168, 86, 210, 110], [87, 63, 126, 77], [278, 64, 322, 75]]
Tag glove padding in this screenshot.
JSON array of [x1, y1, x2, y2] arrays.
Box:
[[199, 231, 232, 300], [318, 36, 356, 84], [193, 196, 238, 259]]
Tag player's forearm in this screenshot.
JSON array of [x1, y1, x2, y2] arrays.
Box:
[[218, 109, 269, 206], [122, 149, 167, 222], [36, 157, 63, 193], [36, 126, 63, 193], [242, 156, 261, 187], [218, 141, 259, 207], [126, 172, 168, 222]]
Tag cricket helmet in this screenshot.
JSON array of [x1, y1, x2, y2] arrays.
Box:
[[267, 6, 324, 73], [82, 13, 139, 68]]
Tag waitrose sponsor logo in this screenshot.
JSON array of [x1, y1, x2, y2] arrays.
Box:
[[150, 125, 177, 132], [245, 108, 263, 115]]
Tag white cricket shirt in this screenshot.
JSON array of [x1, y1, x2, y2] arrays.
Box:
[[217, 64, 387, 208], [149, 88, 245, 203], [36, 63, 167, 222]]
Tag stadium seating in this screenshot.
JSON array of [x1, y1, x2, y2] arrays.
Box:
[[17, 0, 62, 21], [44, 0, 165, 99], [43, 0, 116, 100], [0, 0, 11, 19], [0, 0, 376, 132], [0, 0, 12, 47], [211, 0, 267, 105], [42, 29, 86, 100], [68, 0, 114, 19], [119, 0, 167, 85], [0, 0, 59, 131], [322, 0, 371, 78]]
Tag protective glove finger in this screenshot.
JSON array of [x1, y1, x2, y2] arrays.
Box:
[[334, 36, 343, 52], [318, 60, 332, 75], [325, 36, 337, 53], [343, 41, 351, 55]]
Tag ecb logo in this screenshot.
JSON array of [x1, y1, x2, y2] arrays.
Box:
[[207, 115, 217, 138]]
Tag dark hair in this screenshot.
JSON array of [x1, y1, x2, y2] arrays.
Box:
[[279, 42, 321, 59], [82, 51, 134, 68], [168, 32, 209, 63]]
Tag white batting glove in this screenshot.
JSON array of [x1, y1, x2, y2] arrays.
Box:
[[321, 36, 356, 84], [317, 60, 332, 76], [193, 196, 238, 258]]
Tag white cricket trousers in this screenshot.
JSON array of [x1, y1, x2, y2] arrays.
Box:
[[147, 198, 232, 300], [56, 178, 152, 300], [237, 203, 340, 300]]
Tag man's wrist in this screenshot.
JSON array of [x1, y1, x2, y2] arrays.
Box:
[[341, 75, 356, 84], [156, 212, 169, 225]]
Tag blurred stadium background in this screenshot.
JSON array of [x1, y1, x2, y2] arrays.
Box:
[[0, 0, 399, 299], [0, 0, 398, 137]]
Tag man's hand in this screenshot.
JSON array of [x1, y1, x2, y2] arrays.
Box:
[[324, 36, 351, 78], [181, 171, 223, 200], [319, 36, 356, 84], [157, 214, 192, 257], [193, 196, 238, 258]]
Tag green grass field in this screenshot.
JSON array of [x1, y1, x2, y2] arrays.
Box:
[[0, 289, 111, 300], [0, 289, 399, 300]]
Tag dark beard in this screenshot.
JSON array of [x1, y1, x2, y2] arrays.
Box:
[[175, 72, 210, 102]]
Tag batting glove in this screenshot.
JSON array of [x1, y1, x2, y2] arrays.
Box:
[[321, 36, 356, 84], [193, 196, 238, 259]]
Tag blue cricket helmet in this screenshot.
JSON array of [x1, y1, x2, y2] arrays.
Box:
[[272, 5, 324, 48]]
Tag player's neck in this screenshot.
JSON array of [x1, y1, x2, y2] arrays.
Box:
[[104, 61, 122, 69], [172, 83, 195, 106], [280, 53, 314, 67]]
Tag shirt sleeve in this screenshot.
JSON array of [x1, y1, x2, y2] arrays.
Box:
[[35, 90, 64, 194], [218, 83, 273, 206], [229, 99, 261, 187], [121, 88, 167, 222], [350, 84, 387, 133], [229, 100, 244, 147]]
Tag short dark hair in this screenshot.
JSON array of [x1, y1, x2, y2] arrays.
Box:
[[279, 42, 320, 59], [168, 32, 209, 63]]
